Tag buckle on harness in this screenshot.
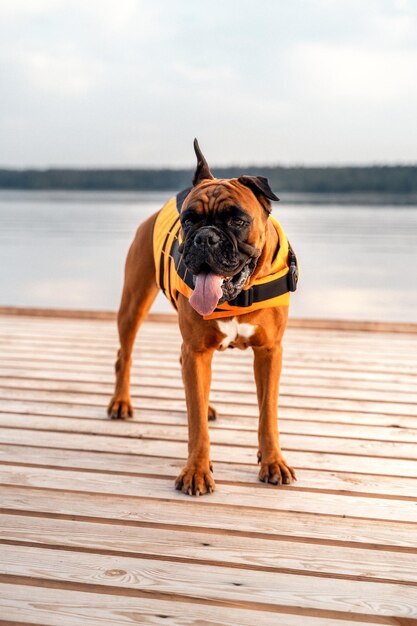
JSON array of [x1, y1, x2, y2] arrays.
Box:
[[288, 260, 298, 292], [238, 288, 254, 307]]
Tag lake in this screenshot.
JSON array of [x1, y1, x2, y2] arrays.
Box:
[[0, 190, 416, 323]]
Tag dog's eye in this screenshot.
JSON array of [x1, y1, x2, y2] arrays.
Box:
[[181, 218, 194, 229], [228, 217, 245, 227]]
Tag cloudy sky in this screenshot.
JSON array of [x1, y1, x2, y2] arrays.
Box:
[[0, 0, 416, 167]]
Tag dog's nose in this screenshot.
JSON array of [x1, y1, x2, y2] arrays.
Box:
[[194, 228, 220, 247]]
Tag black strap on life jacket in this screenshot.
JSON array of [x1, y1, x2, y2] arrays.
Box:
[[159, 215, 181, 309], [176, 187, 192, 212], [171, 189, 298, 310]]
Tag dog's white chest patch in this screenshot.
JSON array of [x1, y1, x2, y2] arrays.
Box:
[[216, 318, 256, 350]]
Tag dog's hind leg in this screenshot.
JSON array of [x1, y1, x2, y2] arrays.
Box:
[[207, 404, 218, 421], [108, 213, 159, 419]]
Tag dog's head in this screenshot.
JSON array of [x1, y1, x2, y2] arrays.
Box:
[[180, 139, 280, 316]]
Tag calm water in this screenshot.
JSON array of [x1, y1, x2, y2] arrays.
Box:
[[0, 190, 416, 323]]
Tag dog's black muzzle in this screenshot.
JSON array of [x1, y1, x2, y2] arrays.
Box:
[[181, 225, 260, 303], [183, 226, 243, 276]]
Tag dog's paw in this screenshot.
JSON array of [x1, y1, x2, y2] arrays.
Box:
[[107, 397, 133, 420], [175, 462, 215, 496], [257, 450, 296, 485], [208, 404, 218, 421]]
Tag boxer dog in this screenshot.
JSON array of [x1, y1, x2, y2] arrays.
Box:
[[108, 140, 297, 495]]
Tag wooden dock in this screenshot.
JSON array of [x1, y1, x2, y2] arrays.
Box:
[[0, 311, 416, 625]]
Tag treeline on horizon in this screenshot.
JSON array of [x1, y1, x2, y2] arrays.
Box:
[[0, 165, 416, 193]]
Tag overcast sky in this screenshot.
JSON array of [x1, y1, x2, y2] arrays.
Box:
[[1, 0, 416, 167]]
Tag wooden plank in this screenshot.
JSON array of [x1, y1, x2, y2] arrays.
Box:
[[1, 313, 416, 626], [1, 319, 415, 348], [0, 385, 416, 418], [2, 414, 417, 459], [0, 583, 378, 626], [1, 513, 416, 584], [1, 320, 415, 346], [2, 372, 417, 404], [3, 358, 417, 397], [2, 394, 417, 430], [1, 544, 416, 618], [1, 465, 416, 523], [2, 318, 416, 344], [3, 333, 416, 362], [3, 373, 417, 417], [0, 306, 116, 321], [2, 407, 417, 444], [2, 428, 416, 477], [2, 443, 417, 499], [1, 362, 417, 393], [2, 485, 416, 549], [3, 316, 416, 340], [0, 337, 415, 373], [1, 305, 416, 332], [3, 346, 416, 377], [1, 359, 417, 393], [2, 340, 417, 371], [0, 316, 320, 338], [2, 359, 417, 392], [286, 317, 417, 334], [4, 369, 412, 406]]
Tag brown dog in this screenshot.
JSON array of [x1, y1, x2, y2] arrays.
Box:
[[108, 140, 297, 495]]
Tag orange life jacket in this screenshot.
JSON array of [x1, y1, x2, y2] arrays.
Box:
[[153, 189, 298, 320]]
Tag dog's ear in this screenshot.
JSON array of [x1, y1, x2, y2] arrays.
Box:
[[238, 175, 279, 214], [193, 138, 214, 186]]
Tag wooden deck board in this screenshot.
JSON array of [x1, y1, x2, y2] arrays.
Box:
[[0, 312, 416, 625]]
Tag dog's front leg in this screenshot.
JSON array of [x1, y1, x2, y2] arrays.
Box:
[[175, 344, 215, 496], [253, 343, 296, 485]]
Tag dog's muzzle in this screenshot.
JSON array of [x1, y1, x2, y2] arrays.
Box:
[[181, 225, 259, 315]]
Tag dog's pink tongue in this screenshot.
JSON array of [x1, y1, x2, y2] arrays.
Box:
[[189, 272, 223, 316]]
